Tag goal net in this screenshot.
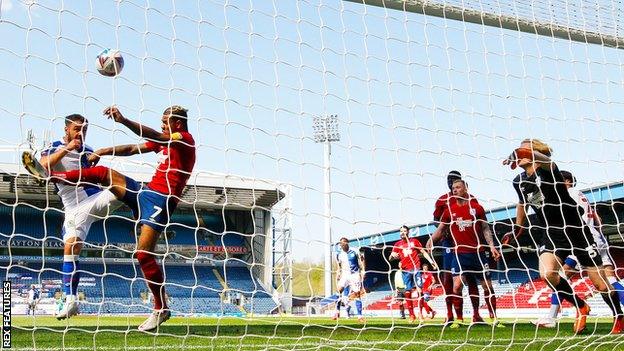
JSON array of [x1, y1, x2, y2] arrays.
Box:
[[2, 0, 624, 350]]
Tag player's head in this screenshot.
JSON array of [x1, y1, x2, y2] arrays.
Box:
[[451, 179, 468, 198], [162, 105, 189, 134], [560, 170, 577, 189], [64, 114, 88, 143], [511, 139, 552, 171], [422, 263, 430, 271], [339, 237, 349, 251], [399, 225, 410, 240], [447, 170, 462, 190], [30, 284, 35, 289], [520, 138, 552, 156]]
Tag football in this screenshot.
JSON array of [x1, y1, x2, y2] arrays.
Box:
[[95, 49, 124, 77]]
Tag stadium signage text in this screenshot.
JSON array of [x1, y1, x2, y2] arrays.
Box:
[[1, 240, 247, 254], [0, 240, 63, 248], [197, 245, 247, 254]]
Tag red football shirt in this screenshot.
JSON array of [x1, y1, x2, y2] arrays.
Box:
[[434, 192, 480, 221], [440, 199, 487, 253], [392, 238, 423, 271], [421, 271, 434, 293], [145, 131, 196, 199]]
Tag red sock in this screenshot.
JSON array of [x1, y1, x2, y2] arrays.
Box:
[[137, 251, 166, 310], [404, 290, 415, 317], [453, 296, 463, 320], [468, 283, 481, 318], [423, 301, 432, 314], [418, 297, 423, 315], [445, 296, 454, 320], [443, 273, 454, 320], [485, 294, 496, 319], [52, 166, 111, 185]]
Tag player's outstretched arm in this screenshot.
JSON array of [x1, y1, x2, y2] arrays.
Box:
[[103, 106, 172, 142], [88, 143, 153, 165]]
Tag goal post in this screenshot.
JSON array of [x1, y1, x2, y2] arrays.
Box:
[[345, 0, 624, 49]]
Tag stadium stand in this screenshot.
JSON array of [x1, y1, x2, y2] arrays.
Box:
[[3, 260, 277, 316]]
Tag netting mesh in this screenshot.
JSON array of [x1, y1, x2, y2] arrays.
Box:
[[2, 0, 624, 350], [437, 0, 624, 36]]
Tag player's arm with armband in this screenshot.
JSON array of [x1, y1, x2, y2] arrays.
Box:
[[103, 106, 172, 142]]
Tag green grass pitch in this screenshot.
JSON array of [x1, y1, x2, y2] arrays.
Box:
[[10, 316, 624, 350]]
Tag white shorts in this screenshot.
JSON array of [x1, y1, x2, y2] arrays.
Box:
[[63, 190, 121, 242], [337, 272, 362, 293]]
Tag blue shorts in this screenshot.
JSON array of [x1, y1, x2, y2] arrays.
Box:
[[442, 247, 456, 272], [402, 270, 422, 291], [451, 251, 491, 280], [123, 177, 175, 231]]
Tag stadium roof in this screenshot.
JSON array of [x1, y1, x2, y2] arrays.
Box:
[[0, 162, 286, 211], [349, 181, 624, 248]]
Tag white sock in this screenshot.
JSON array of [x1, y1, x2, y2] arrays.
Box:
[[608, 276, 618, 285], [548, 304, 560, 319], [64, 254, 79, 262], [66, 294, 76, 303]]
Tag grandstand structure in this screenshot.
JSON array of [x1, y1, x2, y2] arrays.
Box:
[[350, 182, 624, 318], [0, 159, 292, 316]]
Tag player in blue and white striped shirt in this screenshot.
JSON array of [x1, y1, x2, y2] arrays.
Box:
[[37, 114, 121, 320], [333, 237, 365, 322]]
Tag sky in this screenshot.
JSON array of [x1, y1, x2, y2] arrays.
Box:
[[1, 0, 624, 261]]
